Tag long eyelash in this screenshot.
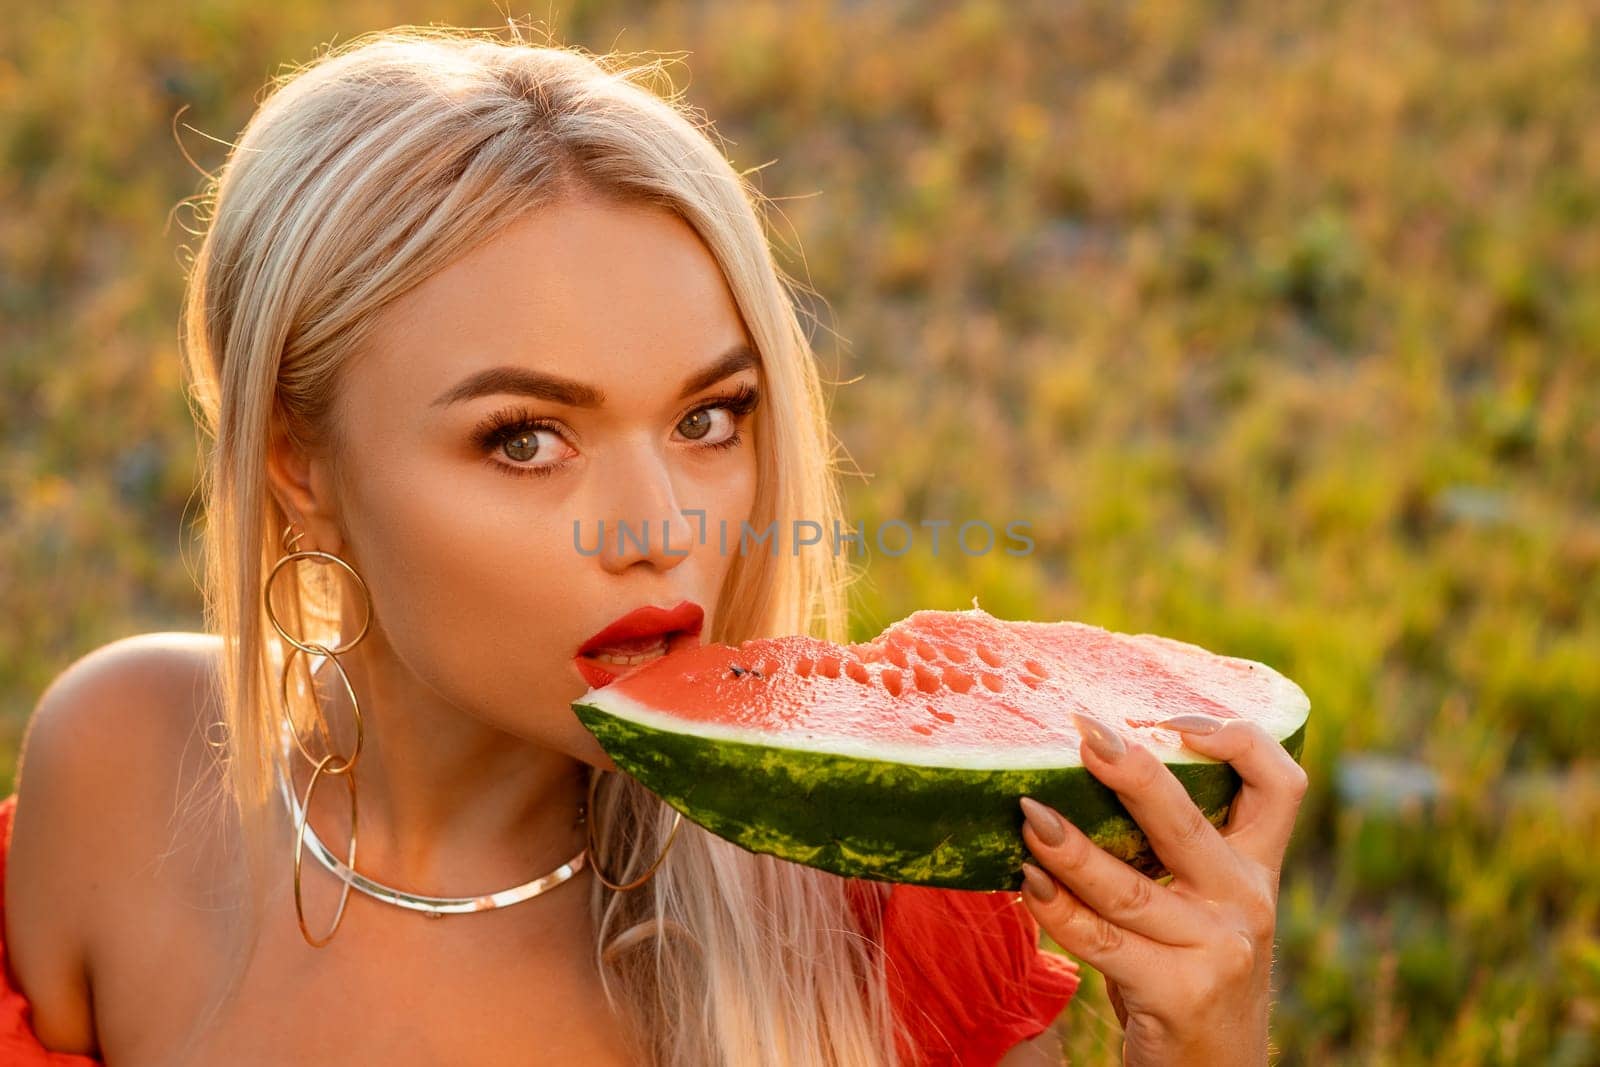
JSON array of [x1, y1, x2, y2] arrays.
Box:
[[475, 383, 760, 479], [693, 383, 760, 454], [714, 382, 761, 414], [472, 406, 566, 480]]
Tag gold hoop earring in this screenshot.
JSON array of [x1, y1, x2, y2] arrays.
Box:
[[265, 520, 373, 947], [291, 747, 358, 948], [266, 525, 373, 656], [585, 769, 683, 891]]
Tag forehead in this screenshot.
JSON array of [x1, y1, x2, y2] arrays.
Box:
[[350, 195, 752, 411]]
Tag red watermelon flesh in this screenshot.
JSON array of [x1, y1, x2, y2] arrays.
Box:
[[593, 607, 1299, 763]]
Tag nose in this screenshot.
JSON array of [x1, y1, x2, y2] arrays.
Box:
[[586, 450, 699, 575]]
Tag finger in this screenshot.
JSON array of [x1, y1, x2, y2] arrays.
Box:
[[1020, 797, 1203, 946], [1160, 716, 1309, 873], [1071, 714, 1243, 895], [1019, 864, 1166, 991]]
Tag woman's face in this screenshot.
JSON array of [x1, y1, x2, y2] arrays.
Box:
[[299, 193, 761, 769]]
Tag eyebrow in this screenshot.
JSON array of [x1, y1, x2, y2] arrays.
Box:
[[429, 343, 759, 409]]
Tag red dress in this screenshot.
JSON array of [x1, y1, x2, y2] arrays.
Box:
[[0, 793, 1077, 1065], [845, 879, 1081, 1065]]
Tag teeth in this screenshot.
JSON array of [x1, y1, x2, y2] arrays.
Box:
[[589, 639, 668, 665]]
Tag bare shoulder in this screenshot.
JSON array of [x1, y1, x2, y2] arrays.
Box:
[[5, 631, 224, 1057]]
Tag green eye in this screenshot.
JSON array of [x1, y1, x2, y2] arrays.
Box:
[[679, 409, 714, 440], [503, 432, 541, 461]]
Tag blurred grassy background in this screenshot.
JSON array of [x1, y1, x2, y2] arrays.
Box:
[[2, 1, 1596, 1063]]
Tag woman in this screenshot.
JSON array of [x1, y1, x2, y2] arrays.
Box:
[[1, 27, 1307, 1066]]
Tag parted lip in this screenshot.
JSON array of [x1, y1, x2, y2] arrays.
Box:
[[577, 600, 705, 656]]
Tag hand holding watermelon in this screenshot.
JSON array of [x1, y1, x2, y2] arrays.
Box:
[[1018, 711, 1309, 1066]]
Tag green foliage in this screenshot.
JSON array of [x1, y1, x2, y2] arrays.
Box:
[[2, 1, 1596, 1063]]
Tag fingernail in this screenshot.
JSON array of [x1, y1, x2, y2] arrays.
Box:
[[1072, 712, 1127, 762], [1020, 796, 1067, 847], [1020, 862, 1058, 902], [1156, 713, 1224, 735]]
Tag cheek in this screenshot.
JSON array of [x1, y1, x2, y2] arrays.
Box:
[[722, 437, 761, 518], [353, 463, 579, 629], [695, 440, 760, 567], [341, 463, 594, 729]]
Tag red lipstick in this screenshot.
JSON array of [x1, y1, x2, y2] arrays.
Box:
[[574, 600, 705, 688]]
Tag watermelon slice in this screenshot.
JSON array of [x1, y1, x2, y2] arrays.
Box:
[[571, 604, 1310, 891]]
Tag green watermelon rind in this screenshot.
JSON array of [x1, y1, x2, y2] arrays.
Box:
[[571, 697, 1310, 892]]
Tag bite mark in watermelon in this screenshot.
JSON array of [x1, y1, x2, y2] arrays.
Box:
[[571, 605, 1310, 891]]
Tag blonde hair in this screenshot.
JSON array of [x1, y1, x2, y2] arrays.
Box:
[[175, 24, 907, 1066]]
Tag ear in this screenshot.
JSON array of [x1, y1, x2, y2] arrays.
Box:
[[265, 414, 345, 557]]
